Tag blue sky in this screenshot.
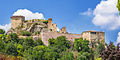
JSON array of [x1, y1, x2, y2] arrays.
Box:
[[0, 0, 120, 44]]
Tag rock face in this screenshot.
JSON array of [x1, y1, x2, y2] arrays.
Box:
[[7, 16, 105, 46]]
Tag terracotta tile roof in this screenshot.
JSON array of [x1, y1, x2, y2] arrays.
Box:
[[82, 30, 104, 33]]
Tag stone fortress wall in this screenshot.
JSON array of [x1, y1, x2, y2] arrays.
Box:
[[41, 32, 81, 46], [9, 16, 105, 45]]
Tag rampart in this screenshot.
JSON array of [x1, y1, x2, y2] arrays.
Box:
[[41, 32, 81, 45]]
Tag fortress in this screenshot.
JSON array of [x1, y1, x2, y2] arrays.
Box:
[[7, 16, 105, 45]]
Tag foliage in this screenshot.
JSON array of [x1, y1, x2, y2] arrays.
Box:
[[34, 38, 43, 45], [117, 0, 120, 11], [8, 33, 19, 42], [96, 58, 102, 60], [0, 33, 107, 60], [77, 52, 90, 60], [43, 20, 48, 24], [74, 38, 89, 52], [0, 29, 5, 34], [34, 31, 40, 35], [22, 31, 31, 36], [5, 42, 18, 56], [100, 42, 120, 60], [60, 51, 74, 60]]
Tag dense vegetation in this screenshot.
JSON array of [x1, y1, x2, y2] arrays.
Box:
[[22, 31, 31, 36], [0, 29, 105, 60]]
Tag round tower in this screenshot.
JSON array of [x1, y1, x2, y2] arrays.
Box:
[[11, 16, 25, 29]]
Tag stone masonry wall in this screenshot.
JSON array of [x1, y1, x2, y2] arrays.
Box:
[[41, 32, 81, 46]]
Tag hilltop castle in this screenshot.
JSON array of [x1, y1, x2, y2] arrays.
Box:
[[7, 16, 105, 45]]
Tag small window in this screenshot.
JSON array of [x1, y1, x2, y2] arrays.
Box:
[[50, 29, 52, 31], [91, 32, 96, 34]]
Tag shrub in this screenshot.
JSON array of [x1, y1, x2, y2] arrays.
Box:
[[0, 29, 5, 34], [35, 31, 40, 35], [22, 31, 31, 36], [43, 20, 48, 24]]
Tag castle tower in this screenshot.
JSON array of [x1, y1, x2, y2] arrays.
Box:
[[47, 18, 53, 31], [11, 16, 25, 29], [52, 23, 57, 32], [60, 27, 66, 33], [81, 31, 105, 43]]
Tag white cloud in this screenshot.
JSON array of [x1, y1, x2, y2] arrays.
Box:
[[0, 23, 11, 32], [117, 32, 120, 43], [57, 27, 60, 32], [13, 9, 45, 20], [92, 0, 120, 30], [80, 8, 93, 16]]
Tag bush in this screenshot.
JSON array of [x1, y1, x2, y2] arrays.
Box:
[[22, 31, 31, 36], [35, 31, 40, 35], [0, 29, 5, 34], [43, 20, 48, 24]]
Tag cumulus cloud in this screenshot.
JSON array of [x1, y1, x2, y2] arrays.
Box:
[[117, 32, 120, 43], [92, 0, 120, 30], [13, 9, 45, 20], [57, 27, 60, 32], [0, 23, 11, 32], [80, 8, 93, 16]]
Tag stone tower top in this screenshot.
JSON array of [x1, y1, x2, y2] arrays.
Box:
[[11, 16, 25, 20], [48, 18, 52, 21], [48, 18, 53, 30], [11, 16, 25, 29], [60, 27, 67, 33]]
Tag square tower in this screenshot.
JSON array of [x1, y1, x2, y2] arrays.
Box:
[[11, 16, 25, 29], [81, 31, 105, 42], [52, 23, 57, 32], [60, 27, 67, 33]]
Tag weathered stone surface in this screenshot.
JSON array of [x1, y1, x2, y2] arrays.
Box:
[[41, 32, 81, 46], [8, 16, 105, 46]]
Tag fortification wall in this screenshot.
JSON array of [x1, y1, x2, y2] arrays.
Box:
[[41, 32, 81, 46]]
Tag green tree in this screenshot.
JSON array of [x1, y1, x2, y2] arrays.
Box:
[[5, 42, 18, 56], [23, 37, 35, 49], [117, 0, 120, 11], [60, 51, 74, 60], [22, 31, 31, 36], [0, 29, 5, 34], [77, 52, 90, 60], [0, 39, 5, 52], [74, 38, 89, 52], [8, 33, 19, 43], [17, 44, 23, 56], [34, 38, 43, 46], [32, 45, 46, 60]]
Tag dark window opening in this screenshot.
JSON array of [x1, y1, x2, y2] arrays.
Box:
[[91, 32, 96, 34], [50, 29, 52, 31]]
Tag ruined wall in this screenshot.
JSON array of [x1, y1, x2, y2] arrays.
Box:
[[41, 32, 81, 46], [11, 16, 25, 29], [82, 32, 91, 41], [82, 31, 105, 42], [52, 24, 57, 32]]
